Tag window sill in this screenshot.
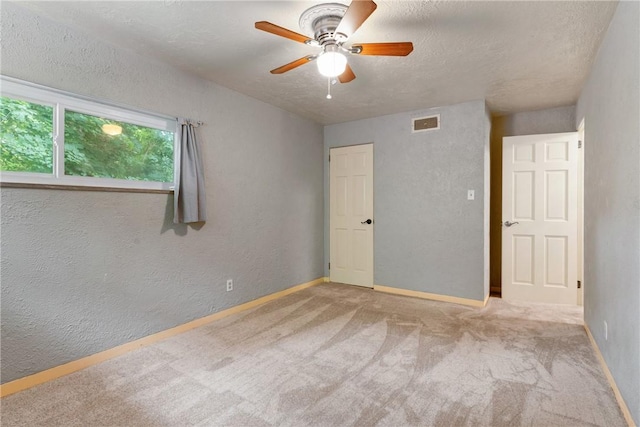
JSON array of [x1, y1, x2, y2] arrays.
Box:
[[0, 181, 173, 194]]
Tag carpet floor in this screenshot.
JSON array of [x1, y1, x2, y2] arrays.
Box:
[[1, 283, 626, 426]]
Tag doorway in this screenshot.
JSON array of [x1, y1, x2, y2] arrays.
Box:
[[329, 144, 374, 287]]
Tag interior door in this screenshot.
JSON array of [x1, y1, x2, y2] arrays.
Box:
[[502, 132, 578, 304], [330, 144, 374, 287]]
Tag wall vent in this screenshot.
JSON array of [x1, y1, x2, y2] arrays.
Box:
[[412, 114, 440, 133]]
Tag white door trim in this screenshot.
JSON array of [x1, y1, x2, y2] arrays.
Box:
[[577, 120, 585, 306]]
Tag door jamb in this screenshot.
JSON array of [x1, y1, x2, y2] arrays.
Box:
[[577, 120, 585, 306]]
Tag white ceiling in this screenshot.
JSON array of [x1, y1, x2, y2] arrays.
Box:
[[17, 1, 617, 125]]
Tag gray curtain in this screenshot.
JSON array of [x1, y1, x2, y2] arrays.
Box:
[[174, 121, 206, 223]]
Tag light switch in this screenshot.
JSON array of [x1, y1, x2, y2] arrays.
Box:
[[467, 190, 475, 200]]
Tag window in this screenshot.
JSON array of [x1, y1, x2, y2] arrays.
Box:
[[1, 97, 54, 174], [63, 110, 174, 182], [0, 76, 178, 191]]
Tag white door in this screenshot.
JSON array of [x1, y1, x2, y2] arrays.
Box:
[[330, 144, 374, 287], [502, 132, 579, 304]]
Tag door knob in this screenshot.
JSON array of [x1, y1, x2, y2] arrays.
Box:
[[504, 221, 519, 227], [361, 219, 372, 225]]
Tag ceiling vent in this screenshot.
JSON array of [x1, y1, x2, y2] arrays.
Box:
[[412, 114, 440, 133]]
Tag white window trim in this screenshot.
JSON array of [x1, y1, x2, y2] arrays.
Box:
[[0, 76, 179, 192]]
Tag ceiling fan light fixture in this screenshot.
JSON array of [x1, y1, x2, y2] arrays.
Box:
[[317, 50, 347, 77]]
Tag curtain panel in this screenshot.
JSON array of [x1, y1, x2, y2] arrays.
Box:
[[174, 121, 206, 223]]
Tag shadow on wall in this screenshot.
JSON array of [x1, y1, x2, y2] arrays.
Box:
[[489, 116, 506, 296], [160, 195, 205, 236]]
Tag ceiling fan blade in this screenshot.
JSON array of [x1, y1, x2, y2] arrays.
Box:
[[352, 42, 414, 56], [270, 55, 317, 74], [338, 64, 356, 83], [255, 21, 313, 44], [335, 0, 377, 40]]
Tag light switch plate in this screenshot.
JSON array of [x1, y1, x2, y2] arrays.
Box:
[[467, 190, 475, 200]]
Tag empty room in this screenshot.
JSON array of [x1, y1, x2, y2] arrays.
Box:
[[0, 1, 638, 426]]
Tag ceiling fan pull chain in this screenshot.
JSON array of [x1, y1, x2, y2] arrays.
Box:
[[326, 77, 332, 100]]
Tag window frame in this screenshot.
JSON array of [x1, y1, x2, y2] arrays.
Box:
[[0, 76, 179, 192]]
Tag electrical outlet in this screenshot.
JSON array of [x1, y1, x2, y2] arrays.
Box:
[[226, 279, 233, 292], [467, 189, 475, 200], [604, 321, 608, 340]]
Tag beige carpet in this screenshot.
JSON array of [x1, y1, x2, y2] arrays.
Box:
[[1, 283, 626, 426]]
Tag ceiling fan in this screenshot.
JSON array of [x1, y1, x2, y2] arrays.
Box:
[[255, 0, 413, 90]]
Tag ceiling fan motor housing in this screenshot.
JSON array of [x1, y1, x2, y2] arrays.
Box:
[[299, 3, 348, 45]]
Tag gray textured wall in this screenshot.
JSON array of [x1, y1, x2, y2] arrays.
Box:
[[324, 101, 489, 301], [489, 105, 577, 292], [575, 1, 640, 423], [0, 4, 324, 383], [498, 106, 577, 137]]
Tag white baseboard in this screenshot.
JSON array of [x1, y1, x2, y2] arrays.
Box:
[[584, 324, 636, 427], [373, 284, 489, 307]]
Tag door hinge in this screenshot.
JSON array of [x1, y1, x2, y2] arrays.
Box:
[[328, 262, 330, 270], [328, 154, 331, 162], [577, 280, 582, 289], [578, 140, 582, 149]]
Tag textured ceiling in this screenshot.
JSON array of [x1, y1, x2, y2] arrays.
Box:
[[16, 1, 618, 124]]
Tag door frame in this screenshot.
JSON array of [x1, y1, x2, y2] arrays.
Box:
[[577, 120, 585, 306], [329, 143, 374, 287]]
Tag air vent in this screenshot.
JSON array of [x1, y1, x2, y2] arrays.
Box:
[[412, 114, 440, 133]]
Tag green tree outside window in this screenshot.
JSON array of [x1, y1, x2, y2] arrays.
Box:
[[0, 97, 54, 173], [0, 96, 174, 182]]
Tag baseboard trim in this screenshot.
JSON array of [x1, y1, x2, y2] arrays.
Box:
[[373, 285, 487, 308], [0, 277, 326, 399], [584, 324, 636, 427]]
